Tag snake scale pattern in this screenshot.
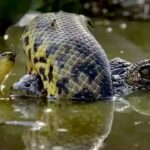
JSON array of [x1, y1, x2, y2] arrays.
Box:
[[21, 12, 113, 99]]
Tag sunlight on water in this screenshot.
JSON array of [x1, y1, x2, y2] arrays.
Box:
[[31, 121, 46, 131], [43, 108, 53, 113], [114, 98, 130, 112]]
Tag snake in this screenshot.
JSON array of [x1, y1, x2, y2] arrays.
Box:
[[12, 12, 150, 100]]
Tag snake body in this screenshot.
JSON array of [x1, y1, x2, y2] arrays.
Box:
[[20, 12, 113, 99], [12, 12, 150, 99]]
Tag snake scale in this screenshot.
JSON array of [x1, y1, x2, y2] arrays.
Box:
[[20, 12, 113, 99], [12, 12, 150, 100]]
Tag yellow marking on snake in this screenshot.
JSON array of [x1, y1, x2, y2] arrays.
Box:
[[21, 12, 113, 98]]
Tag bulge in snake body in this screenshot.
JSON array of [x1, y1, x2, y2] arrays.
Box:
[[21, 12, 113, 100]]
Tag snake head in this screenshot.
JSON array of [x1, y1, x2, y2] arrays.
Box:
[[12, 74, 45, 97], [127, 59, 150, 90]]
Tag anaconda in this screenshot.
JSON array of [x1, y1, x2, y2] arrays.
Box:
[[12, 12, 150, 100], [13, 57, 150, 97]]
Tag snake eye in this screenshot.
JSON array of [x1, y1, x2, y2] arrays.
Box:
[[24, 83, 31, 87], [139, 66, 150, 80]]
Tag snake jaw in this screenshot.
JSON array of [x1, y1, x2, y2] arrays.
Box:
[[12, 74, 45, 96]]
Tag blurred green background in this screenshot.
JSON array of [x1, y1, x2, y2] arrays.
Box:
[[0, 0, 150, 35]]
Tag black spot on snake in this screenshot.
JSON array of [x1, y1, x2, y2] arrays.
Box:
[[39, 67, 45, 75], [39, 67, 47, 81], [48, 65, 53, 82], [71, 62, 98, 83], [33, 57, 38, 64], [46, 44, 59, 57], [24, 36, 29, 46], [28, 48, 31, 60], [39, 57, 47, 63], [56, 77, 69, 94], [73, 88, 95, 101]]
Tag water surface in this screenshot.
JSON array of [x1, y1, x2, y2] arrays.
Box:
[[0, 20, 149, 150]]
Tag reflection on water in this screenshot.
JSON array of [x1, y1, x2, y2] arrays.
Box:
[[105, 94, 150, 150], [0, 99, 114, 150], [23, 100, 114, 150], [125, 91, 150, 116]]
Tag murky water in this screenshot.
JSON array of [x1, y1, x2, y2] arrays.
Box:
[[0, 20, 150, 150]]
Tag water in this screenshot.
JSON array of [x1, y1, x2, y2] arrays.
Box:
[[0, 19, 150, 150]]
